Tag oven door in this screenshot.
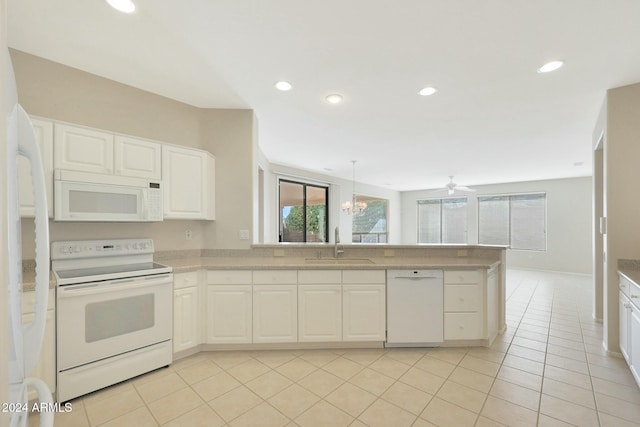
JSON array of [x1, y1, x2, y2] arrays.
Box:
[[56, 274, 172, 371]]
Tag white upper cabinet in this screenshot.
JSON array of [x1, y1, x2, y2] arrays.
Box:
[[54, 123, 114, 174], [114, 136, 161, 179], [162, 144, 215, 220], [19, 118, 54, 217], [55, 123, 163, 180]]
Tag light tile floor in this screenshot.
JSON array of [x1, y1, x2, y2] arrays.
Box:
[[30, 269, 640, 426]]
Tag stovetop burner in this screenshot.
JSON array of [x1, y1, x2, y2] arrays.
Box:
[[51, 239, 172, 286]]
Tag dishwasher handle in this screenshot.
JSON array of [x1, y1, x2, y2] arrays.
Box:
[[388, 269, 443, 280]]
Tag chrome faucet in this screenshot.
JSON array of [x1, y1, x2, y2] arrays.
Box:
[[334, 227, 344, 258]]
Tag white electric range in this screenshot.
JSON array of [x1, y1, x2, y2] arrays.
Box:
[[52, 238, 173, 402]]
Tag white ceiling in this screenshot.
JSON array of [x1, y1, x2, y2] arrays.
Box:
[[8, 0, 640, 191]]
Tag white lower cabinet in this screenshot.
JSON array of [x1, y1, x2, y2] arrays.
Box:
[[202, 269, 387, 345], [620, 290, 632, 363], [298, 270, 342, 342], [22, 289, 55, 400], [173, 271, 201, 353], [253, 270, 298, 343], [443, 270, 484, 340], [298, 285, 342, 342], [342, 270, 386, 341], [342, 284, 386, 341], [253, 285, 298, 343], [619, 273, 640, 388], [206, 286, 252, 343], [206, 271, 252, 344], [631, 304, 640, 384]]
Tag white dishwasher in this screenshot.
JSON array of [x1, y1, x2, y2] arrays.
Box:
[[386, 270, 444, 347]]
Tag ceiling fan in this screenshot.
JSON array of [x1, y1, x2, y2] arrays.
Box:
[[429, 176, 476, 196]]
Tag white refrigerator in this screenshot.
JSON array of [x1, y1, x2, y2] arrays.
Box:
[[4, 44, 54, 427]]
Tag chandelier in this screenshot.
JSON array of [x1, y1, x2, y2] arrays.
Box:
[[341, 160, 367, 215]]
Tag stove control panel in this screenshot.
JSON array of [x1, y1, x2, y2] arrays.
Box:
[[51, 239, 155, 259]]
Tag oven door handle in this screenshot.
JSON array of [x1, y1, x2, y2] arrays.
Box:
[[57, 275, 172, 297]]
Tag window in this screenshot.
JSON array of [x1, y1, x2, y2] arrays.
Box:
[[417, 198, 467, 244], [352, 196, 388, 243], [279, 179, 328, 242], [478, 193, 546, 250]]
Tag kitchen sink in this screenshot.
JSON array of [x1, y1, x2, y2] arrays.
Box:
[[304, 258, 375, 265]]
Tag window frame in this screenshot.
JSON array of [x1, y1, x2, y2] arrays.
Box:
[[416, 196, 468, 244], [278, 178, 329, 243], [477, 192, 547, 251]]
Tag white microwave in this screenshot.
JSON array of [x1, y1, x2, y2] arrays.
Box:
[[54, 169, 163, 222]]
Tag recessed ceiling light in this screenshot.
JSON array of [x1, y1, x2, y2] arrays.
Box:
[[537, 60, 564, 73], [418, 86, 437, 96], [275, 81, 292, 91], [325, 94, 343, 104], [106, 0, 136, 13]]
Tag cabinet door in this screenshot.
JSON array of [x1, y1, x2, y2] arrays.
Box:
[[298, 285, 342, 342], [253, 285, 297, 343], [342, 284, 386, 341], [162, 145, 208, 219], [19, 118, 54, 217], [206, 285, 252, 343], [114, 136, 161, 179], [173, 286, 200, 353], [620, 291, 631, 364], [22, 310, 55, 400], [631, 305, 640, 386], [54, 123, 114, 174]]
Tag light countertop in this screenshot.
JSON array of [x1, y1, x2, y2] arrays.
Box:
[[163, 256, 501, 274]]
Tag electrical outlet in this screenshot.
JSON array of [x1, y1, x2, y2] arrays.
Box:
[[185, 230, 192, 241], [239, 229, 250, 240]]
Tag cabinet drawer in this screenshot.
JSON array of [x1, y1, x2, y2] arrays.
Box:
[[342, 270, 385, 284], [298, 270, 342, 284], [445, 313, 483, 340], [444, 270, 480, 284], [620, 275, 631, 297], [207, 270, 252, 285], [630, 280, 640, 309], [253, 270, 297, 285], [444, 285, 481, 312], [174, 271, 199, 289]]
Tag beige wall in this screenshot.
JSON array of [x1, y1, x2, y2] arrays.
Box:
[[601, 81, 640, 353], [11, 49, 255, 254], [200, 109, 255, 249], [402, 177, 593, 274]]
